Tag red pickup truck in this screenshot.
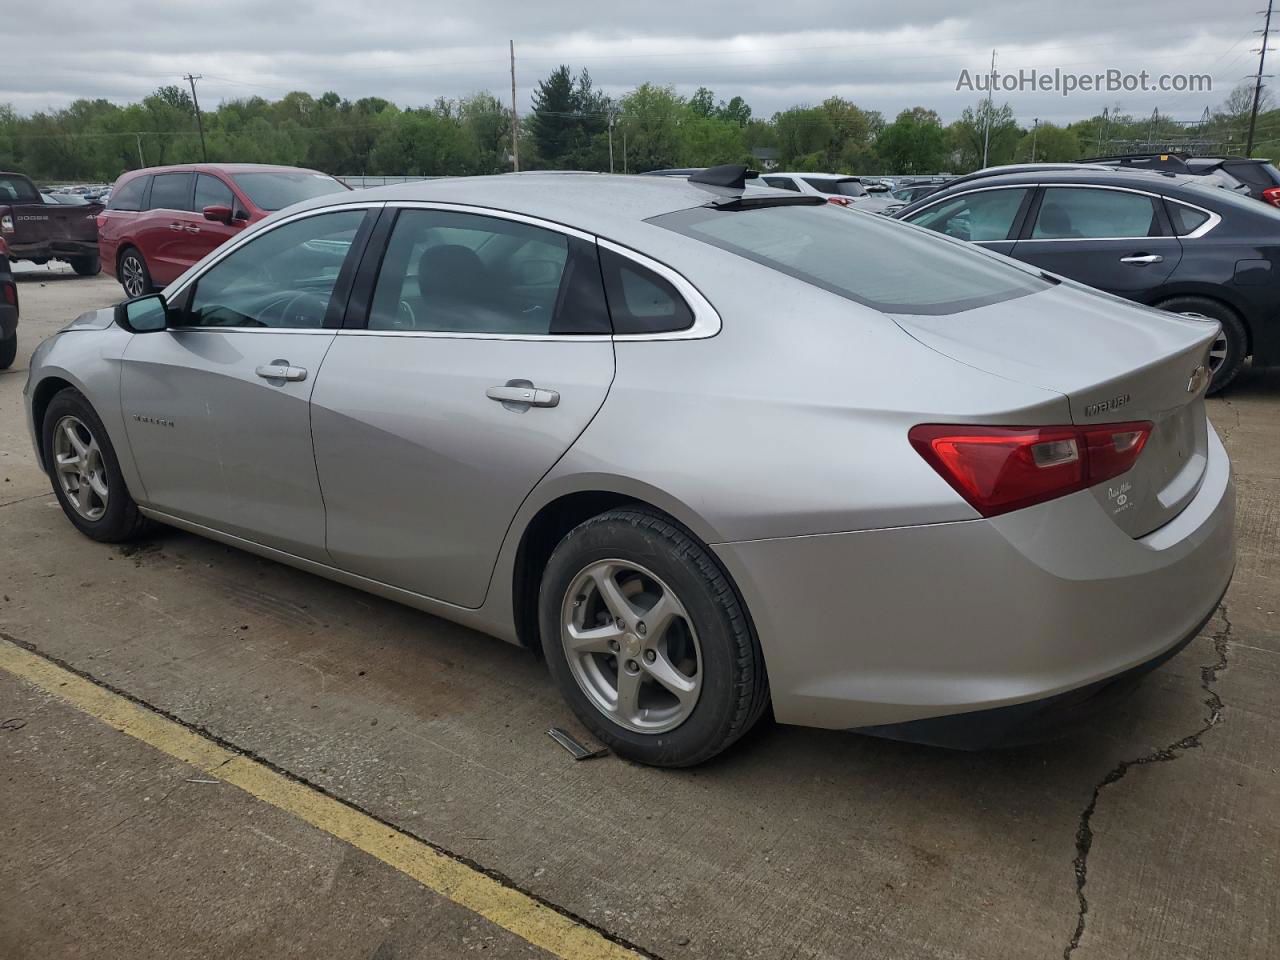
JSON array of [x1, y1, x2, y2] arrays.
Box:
[[0, 171, 102, 275]]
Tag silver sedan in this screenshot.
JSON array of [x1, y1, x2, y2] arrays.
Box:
[[24, 167, 1235, 766]]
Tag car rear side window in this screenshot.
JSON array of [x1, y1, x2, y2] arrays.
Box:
[[907, 188, 1029, 241], [148, 173, 194, 212], [194, 174, 234, 213], [652, 203, 1047, 315], [1166, 202, 1211, 236], [0, 176, 41, 203], [107, 176, 147, 211], [598, 248, 694, 334], [367, 209, 610, 336], [805, 178, 867, 197], [1031, 188, 1161, 239], [763, 177, 800, 192]]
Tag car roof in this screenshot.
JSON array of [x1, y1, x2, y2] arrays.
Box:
[[768, 172, 856, 180], [120, 163, 330, 178], [292, 172, 754, 243]]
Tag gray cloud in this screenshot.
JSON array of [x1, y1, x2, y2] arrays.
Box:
[[0, 0, 1258, 125]]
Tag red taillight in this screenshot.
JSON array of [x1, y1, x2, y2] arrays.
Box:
[[909, 421, 1153, 517], [827, 195, 852, 206], [2, 282, 15, 306], [96, 215, 107, 229], [1263, 187, 1280, 208]]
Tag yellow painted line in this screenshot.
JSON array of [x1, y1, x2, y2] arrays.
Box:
[[0, 638, 646, 960]]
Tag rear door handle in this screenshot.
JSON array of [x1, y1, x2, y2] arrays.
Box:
[[1119, 254, 1164, 264], [486, 382, 559, 408], [255, 362, 308, 382]]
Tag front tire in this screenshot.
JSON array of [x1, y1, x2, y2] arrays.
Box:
[[539, 507, 769, 767], [70, 254, 101, 277], [42, 388, 149, 542], [1156, 296, 1248, 394], [118, 248, 153, 298], [0, 335, 15, 370]]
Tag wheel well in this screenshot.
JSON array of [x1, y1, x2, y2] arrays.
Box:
[[30, 376, 75, 470], [114, 243, 137, 278], [1153, 293, 1253, 354]]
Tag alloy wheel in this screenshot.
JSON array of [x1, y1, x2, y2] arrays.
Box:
[[560, 559, 702, 734], [121, 255, 145, 298], [1179, 311, 1229, 375], [53, 415, 109, 521]]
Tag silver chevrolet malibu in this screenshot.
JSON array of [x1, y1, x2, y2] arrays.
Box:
[[25, 167, 1235, 766]]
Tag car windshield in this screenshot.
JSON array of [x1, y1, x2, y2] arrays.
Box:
[[230, 171, 349, 211], [653, 203, 1048, 315], [0, 176, 41, 204]]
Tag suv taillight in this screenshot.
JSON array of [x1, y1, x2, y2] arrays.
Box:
[[909, 422, 1153, 517], [2, 281, 16, 307], [827, 196, 852, 207], [1, 214, 12, 235], [1263, 187, 1280, 207]]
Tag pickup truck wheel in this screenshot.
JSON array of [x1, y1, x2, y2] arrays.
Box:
[[70, 254, 101, 277], [0, 335, 15, 370], [119, 249, 153, 298]]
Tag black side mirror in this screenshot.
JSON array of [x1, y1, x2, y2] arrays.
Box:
[[115, 294, 169, 333]]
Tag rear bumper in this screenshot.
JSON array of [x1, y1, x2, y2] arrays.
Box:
[[9, 240, 97, 263], [713, 423, 1236, 732]]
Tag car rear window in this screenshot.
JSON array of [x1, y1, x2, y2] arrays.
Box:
[[231, 172, 348, 211], [652, 203, 1048, 315], [804, 178, 867, 197], [107, 176, 148, 211], [0, 175, 41, 204]]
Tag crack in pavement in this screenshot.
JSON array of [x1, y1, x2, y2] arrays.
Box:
[[1062, 603, 1233, 959]]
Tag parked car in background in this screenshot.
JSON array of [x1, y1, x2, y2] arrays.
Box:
[[1186, 157, 1280, 206], [98, 163, 350, 297], [894, 166, 1280, 391], [1079, 153, 1257, 198], [41, 193, 93, 206], [25, 166, 1233, 765], [0, 237, 17, 369], [752, 172, 871, 206], [0, 171, 102, 275]]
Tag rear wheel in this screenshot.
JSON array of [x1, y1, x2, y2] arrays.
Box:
[[41, 388, 149, 542], [1155, 296, 1248, 394], [539, 507, 769, 767], [70, 254, 100, 277], [118, 248, 152, 298], [0, 335, 15, 370]]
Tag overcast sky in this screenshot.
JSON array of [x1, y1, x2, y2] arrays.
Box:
[[0, 1, 1265, 127]]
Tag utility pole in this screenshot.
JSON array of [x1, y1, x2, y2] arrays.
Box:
[[1030, 118, 1039, 162], [183, 74, 207, 162], [981, 49, 996, 168], [1248, 0, 1275, 155], [608, 111, 616, 174], [134, 134, 145, 167], [509, 41, 520, 172], [622, 126, 627, 174]]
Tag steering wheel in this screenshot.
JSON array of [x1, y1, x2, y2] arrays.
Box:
[[260, 292, 328, 328], [394, 299, 416, 330]]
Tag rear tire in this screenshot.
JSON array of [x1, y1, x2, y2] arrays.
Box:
[[0, 335, 15, 370], [70, 254, 100, 277], [1156, 296, 1248, 394], [118, 248, 153, 298], [41, 388, 149, 543], [539, 506, 769, 767]]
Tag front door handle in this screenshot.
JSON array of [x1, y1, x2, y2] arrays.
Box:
[[256, 362, 308, 382], [486, 381, 559, 409], [1119, 254, 1164, 264]]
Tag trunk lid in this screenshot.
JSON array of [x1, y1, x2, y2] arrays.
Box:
[[892, 283, 1217, 537]]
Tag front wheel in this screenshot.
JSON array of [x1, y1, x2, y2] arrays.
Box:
[[539, 507, 769, 767], [42, 388, 149, 542], [70, 254, 100, 276], [118, 249, 153, 298]]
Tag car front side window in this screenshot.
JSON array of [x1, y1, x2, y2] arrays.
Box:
[[908, 188, 1029, 242], [182, 210, 365, 329]]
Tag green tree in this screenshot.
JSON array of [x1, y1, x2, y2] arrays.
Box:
[[875, 107, 947, 174]]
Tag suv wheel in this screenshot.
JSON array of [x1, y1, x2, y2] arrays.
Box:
[[70, 254, 100, 277], [0, 334, 15, 370]]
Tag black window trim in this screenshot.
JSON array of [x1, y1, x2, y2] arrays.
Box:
[[334, 201, 721, 341], [1016, 183, 1175, 242]]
